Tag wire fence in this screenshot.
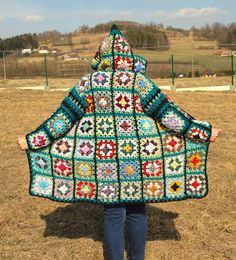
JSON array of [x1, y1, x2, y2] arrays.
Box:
[[0, 48, 235, 91]]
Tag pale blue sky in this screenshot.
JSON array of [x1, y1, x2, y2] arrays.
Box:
[[0, 0, 235, 38]]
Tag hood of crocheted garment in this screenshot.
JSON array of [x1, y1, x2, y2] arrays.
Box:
[[91, 24, 147, 74]]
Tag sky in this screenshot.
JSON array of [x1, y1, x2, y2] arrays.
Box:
[[0, 0, 235, 38]]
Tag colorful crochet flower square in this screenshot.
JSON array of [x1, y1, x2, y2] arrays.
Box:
[[54, 179, 74, 200], [96, 116, 114, 136], [98, 57, 113, 71], [96, 139, 116, 159], [160, 109, 189, 133], [118, 139, 138, 158], [143, 180, 164, 200], [166, 177, 185, 198], [74, 139, 95, 159], [114, 92, 133, 113], [137, 116, 156, 135], [165, 154, 185, 176], [27, 129, 51, 149], [46, 110, 72, 138], [142, 160, 163, 178], [75, 161, 95, 179], [134, 59, 146, 74], [94, 91, 112, 113], [115, 56, 132, 70], [75, 180, 96, 200], [135, 74, 152, 98], [163, 134, 184, 154], [51, 137, 73, 158], [114, 36, 131, 54], [140, 138, 161, 158], [186, 175, 207, 196], [31, 174, 53, 197], [97, 182, 119, 203], [92, 72, 111, 87], [100, 36, 113, 54], [116, 116, 136, 136], [121, 181, 141, 201], [77, 116, 94, 136], [120, 161, 140, 179], [97, 162, 117, 180], [30, 152, 52, 175], [186, 151, 205, 172], [186, 124, 210, 142], [53, 158, 73, 178], [114, 71, 134, 87]]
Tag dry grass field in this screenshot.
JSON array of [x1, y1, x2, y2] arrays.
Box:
[[0, 85, 236, 259]]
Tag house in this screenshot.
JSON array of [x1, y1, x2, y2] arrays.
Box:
[[22, 49, 32, 54], [38, 45, 50, 54]]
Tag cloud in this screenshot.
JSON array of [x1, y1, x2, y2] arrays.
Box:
[[0, 16, 4, 22], [77, 7, 225, 24], [151, 6, 225, 21], [172, 7, 223, 18], [23, 15, 44, 22]]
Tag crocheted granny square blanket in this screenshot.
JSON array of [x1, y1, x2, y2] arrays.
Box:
[[25, 25, 212, 205]]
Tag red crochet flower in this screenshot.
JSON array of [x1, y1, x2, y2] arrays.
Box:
[[32, 135, 46, 147], [76, 181, 95, 198], [115, 57, 132, 70]]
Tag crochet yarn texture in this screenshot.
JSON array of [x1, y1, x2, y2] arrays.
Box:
[[25, 25, 212, 204]]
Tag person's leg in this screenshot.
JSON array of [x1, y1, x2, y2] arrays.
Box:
[[126, 202, 147, 260], [103, 203, 126, 260]]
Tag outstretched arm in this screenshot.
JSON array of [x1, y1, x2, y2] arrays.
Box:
[[136, 74, 213, 142], [19, 78, 88, 150]]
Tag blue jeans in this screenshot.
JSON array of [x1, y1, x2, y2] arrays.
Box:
[[103, 202, 147, 260]]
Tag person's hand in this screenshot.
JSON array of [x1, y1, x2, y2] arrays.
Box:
[[210, 128, 221, 142], [17, 136, 29, 150]]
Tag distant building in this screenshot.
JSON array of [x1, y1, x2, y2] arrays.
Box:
[[22, 49, 32, 54], [38, 45, 50, 54]]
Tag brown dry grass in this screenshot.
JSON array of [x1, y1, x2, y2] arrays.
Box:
[[0, 87, 236, 260]]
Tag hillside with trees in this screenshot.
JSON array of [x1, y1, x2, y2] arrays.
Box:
[[191, 22, 236, 49], [0, 33, 38, 51]]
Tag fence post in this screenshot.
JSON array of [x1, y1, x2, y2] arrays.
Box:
[[230, 53, 235, 91], [3, 51, 7, 80], [44, 53, 49, 91], [192, 54, 194, 78], [171, 54, 175, 91]]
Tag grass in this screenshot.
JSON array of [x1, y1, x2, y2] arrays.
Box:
[[0, 87, 235, 259]]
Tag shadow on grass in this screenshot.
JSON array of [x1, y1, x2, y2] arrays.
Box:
[[41, 203, 180, 258], [41, 203, 181, 241]]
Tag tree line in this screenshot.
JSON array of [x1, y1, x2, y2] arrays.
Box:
[[1, 21, 236, 52], [191, 22, 236, 48], [76, 21, 170, 50], [0, 33, 38, 51], [125, 27, 170, 50]]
